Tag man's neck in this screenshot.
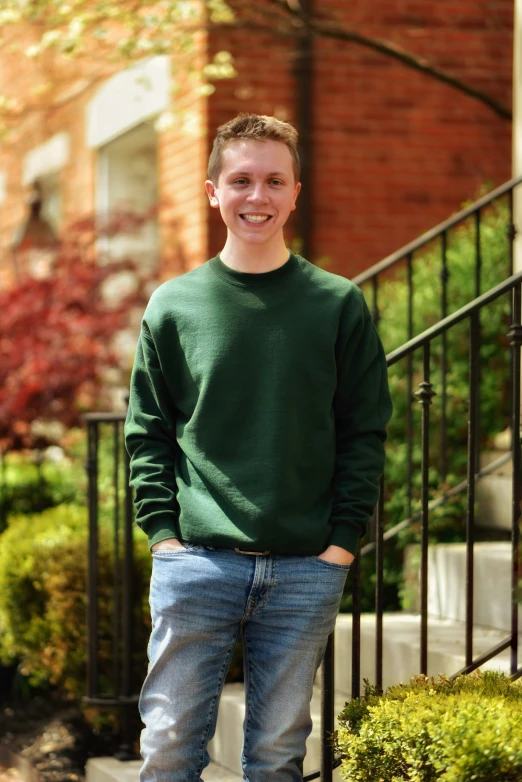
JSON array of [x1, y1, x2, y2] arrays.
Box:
[[219, 238, 290, 273]]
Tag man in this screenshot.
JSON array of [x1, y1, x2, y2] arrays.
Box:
[[125, 113, 392, 781]]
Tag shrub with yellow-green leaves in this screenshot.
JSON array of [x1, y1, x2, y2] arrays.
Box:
[[0, 504, 151, 699], [337, 672, 522, 781]]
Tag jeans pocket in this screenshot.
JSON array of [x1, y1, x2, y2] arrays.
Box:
[[308, 556, 351, 571], [151, 542, 202, 557]]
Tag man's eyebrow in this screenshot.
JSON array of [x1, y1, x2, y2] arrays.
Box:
[[227, 170, 288, 178]]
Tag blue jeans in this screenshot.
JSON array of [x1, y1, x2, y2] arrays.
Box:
[[139, 545, 349, 782]]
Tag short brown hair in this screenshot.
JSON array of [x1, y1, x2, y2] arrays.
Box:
[[207, 113, 300, 184]]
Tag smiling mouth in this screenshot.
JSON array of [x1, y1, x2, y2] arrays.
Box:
[[240, 214, 272, 224]]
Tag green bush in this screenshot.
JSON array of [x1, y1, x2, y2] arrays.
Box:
[[344, 200, 513, 614], [0, 425, 125, 531], [0, 448, 84, 527], [337, 671, 522, 781], [0, 503, 151, 699]]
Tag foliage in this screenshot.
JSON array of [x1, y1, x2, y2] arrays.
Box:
[[343, 200, 513, 614], [0, 214, 149, 453], [0, 504, 151, 699], [0, 453, 76, 534], [0, 0, 510, 142], [381, 199, 511, 517], [337, 672, 522, 781]]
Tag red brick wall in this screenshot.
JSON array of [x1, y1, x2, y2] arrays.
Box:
[[0, 3, 513, 284], [206, 27, 300, 261], [208, 0, 513, 277]]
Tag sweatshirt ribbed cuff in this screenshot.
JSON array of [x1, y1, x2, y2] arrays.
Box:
[[328, 523, 362, 558], [145, 517, 180, 551]]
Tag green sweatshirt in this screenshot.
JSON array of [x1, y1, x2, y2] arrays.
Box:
[[124, 251, 392, 556]]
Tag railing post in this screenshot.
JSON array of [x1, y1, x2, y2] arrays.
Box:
[[440, 231, 449, 483], [474, 210, 482, 298], [509, 282, 522, 675], [114, 423, 136, 760], [375, 476, 384, 692], [465, 311, 480, 667], [351, 549, 361, 700], [415, 343, 436, 675], [509, 188, 517, 277], [320, 633, 334, 782], [407, 253, 414, 519], [371, 276, 380, 328], [112, 422, 121, 709], [85, 420, 99, 701]]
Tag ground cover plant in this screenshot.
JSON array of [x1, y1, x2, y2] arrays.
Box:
[[337, 671, 522, 781]]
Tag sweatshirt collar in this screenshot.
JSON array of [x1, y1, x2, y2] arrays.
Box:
[[209, 251, 300, 288]]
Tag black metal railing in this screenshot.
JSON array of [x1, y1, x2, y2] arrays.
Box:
[[354, 174, 522, 546], [83, 182, 522, 777], [83, 412, 137, 760], [352, 175, 522, 331], [347, 272, 521, 707]]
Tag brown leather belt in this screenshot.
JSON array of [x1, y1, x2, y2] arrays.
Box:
[[204, 545, 271, 556]]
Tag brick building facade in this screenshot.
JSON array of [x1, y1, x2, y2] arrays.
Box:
[[0, 1, 514, 287]]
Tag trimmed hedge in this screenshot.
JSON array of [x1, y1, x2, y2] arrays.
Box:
[[0, 504, 151, 698], [337, 671, 522, 781]]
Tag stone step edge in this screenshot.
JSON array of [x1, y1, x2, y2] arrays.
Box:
[[86, 757, 243, 782]]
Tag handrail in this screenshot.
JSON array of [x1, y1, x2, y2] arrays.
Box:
[[386, 271, 522, 366], [353, 174, 522, 286]]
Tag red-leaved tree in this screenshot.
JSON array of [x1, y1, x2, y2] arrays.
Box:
[[0, 212, 152, 452]]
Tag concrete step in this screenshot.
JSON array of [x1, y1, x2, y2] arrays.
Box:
[[403, 541, 520, 632], [476, 448, 512, 531], [208, 682, 344, 779], [86, 757, 243, 782], [85, 686, 346, 782], [334, 612, 518, 694]]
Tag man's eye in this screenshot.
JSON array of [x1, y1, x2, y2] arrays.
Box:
[[270, 180, 283, 186], [234, 178, 248, 185]]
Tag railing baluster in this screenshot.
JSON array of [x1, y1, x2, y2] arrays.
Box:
[[407, 252, 414, 519], [509, 188, 516, 277], [509, 282, 522, 675], [474, 211, 482, 478], [415, 342, 436, 675], [466, 311, 480, 667], [440, 231, 449, 482], [351, 549, 361, 700], [113, 423, 121, 701], [475, 210, 482, 298], [375, 475, 384, 692], [116, 435, 135, 759], [371, 276, 380, 327], [86, 420, 99, 700], [320, 633, 334, 782]]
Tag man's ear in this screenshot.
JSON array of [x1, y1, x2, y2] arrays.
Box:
[[290, 181, 302, 212], [205, 180, 219, 208]]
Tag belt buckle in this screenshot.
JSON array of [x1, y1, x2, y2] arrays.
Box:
[[234, 548, 271, 556]]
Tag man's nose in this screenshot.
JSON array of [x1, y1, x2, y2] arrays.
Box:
[[247, 184, 268, 203]]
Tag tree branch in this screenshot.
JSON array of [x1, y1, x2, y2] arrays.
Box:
[[254, 0, 512, 120]]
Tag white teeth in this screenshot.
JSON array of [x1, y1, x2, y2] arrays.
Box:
[[242, 214, 270, 223]]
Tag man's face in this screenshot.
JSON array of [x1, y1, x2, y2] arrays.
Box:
[[205, 139, 301, 248]]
